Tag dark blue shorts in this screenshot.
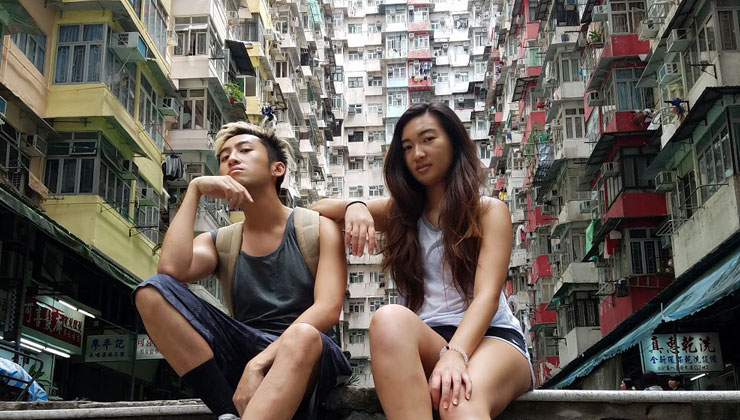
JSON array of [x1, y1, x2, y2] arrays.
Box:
[[133, 274, 351, 420], [431, 325, 527, 354]]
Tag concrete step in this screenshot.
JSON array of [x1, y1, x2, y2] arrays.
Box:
[[2, 389, 740, 419]]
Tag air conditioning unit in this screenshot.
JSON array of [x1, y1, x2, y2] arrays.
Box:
[[409, 33, 415, 38], [264, 80, 274, 91], [264, 28, 276, 41], [639, 19, 659, 40], [456, 96, 465, 102], [227, 11, 241, 25], [185, 162, 206, 178], [587, 91, 603, 106], [564, 0, 576, 10], [667, 28, 693, 53], [166, 29, 178, 47], [579, 200, 593, 213], [601, 162, 618, 177], [654, 171, 676, 191], [110, 32, 148, 62], [21, 134, 47, 157], [442, 43, 449, 49], [158, 97, 181, 117], [658, 62, 680, 84], [591, 5, 608, 22], [408, 4, 414, 9]]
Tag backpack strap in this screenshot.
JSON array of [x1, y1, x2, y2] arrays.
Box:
[[293, 207, 320, 279], [214, 221, 243, 317]]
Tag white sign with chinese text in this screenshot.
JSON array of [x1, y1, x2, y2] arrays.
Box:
[[85, 334, 131, 362], [640, 333, 723, 374], [136, 334, 164, 360]]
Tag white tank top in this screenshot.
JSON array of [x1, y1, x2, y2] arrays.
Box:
[[414, 215, 524, 334]]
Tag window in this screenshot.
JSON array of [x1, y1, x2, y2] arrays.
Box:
[[276, 61, 289, 78], [370, 271, 385, 283], [350, 359, 365, 374], [10, 33, 46, 73], [677, 169, 697, 219], [369, 185, 384, 196], [560, 53, 581, 82], [411, 35, 430, 50], [474, 60, 487, 75], [685, 4, 719, 88], [478, 141, 491, 159], [368, 103, 383, 115], [348, 24, 363, 34], [559, 291, 599, 333], [435, 72, 449, 84], [628, 229, 664, 275], [369, 298, 383, 312], [54, 24, 105, 84], [349, 330, 365, 343], [366, 48, 383, 59], [348, 104, 363, 115], [612, 68, 653, 111], [718, 6, 740, 50], [387, 63, 407, 79], [143, 0, 168, 56], [349, 185, 364, 197], [348, 50, 362, 61], [348, 77, 363, 88], [409, 60, 432, 77], [697, 119, 734, 203], [371, 159, 384, 169], [564, 108, 585, 139], [454, 71, 469, 82], [369, 130, 384, 142], [105, 50, 136, 115], [139, 76, 164, 150], [177, 89, 206, 129], [622, 150, 655, 190], [330, 153, 344, 166], [388, 90, 406, 107], [0, 127, 30, 173], [386, 6, 407, 24], [609, 0, 645, 34], [173, 16, 209, 56], [349, 299, 365, 312], [349, 272, 365, 283], [368, 23, 382, 33], [349, 158, 363, 170], [331, 65, 344, 81], [348, 130, 364, 142], [368, 75, 383, 86], [410, 7, 429, 22]]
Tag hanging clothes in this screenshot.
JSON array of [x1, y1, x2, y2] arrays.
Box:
[[162, 154, 184, 181]]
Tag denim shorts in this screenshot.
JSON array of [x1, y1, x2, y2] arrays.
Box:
[[133, 274, 351, 420], [431, 324, 535, 389]]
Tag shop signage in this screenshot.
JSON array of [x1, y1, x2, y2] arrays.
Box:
[[136, 334, 164, 360], [640, 333, 724, 374], [23, 297, 84, 350], [85, 334, 131, 362]]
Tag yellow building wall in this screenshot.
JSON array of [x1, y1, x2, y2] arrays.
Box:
[[41, 195, 159, 282]]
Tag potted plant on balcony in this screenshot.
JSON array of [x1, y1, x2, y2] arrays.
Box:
[[588, 31, 604, 48], [224, 83, 243, 105]]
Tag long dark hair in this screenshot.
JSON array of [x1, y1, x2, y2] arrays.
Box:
[[382, 102, 484, 312]]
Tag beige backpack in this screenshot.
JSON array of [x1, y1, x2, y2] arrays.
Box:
[[188, 207, 320, 317]]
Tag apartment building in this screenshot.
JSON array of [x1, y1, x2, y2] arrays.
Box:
[[327, 0, 497, 386], [488, 0, 740, 390]]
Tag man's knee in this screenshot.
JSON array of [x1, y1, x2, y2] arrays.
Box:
[[279, 323, 323, 365], [134, 285, 165, 319], [369, 304, 416, 351]]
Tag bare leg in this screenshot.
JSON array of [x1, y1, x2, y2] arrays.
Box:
[[242, 323, 323, 420], [438, 338, 531, 420], [369, 305, 448, 420], [134, 285, 213, 376]]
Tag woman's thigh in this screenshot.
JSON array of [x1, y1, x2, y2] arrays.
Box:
[[443, 338, 531, 418], [369, 304, 447, 377]]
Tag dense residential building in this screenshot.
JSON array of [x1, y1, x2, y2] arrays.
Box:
[[330, 0, 498, 386], [488, 0, 740, 391]]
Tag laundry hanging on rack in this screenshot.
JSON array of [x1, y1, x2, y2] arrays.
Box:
[[162, 154, 184, 181]]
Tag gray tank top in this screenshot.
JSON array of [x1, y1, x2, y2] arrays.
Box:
[[211, 212, 314, 335]]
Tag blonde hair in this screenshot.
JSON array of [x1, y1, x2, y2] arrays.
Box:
[[214, 121, 295, 193]]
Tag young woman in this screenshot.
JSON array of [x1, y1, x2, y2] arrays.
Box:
[[312, 102, 533, 419]]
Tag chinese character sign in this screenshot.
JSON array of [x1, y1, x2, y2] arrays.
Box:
[[640, 333, 723, 374], [136, 334, 164, 360], [85, 334, 131, 362], [23, 297, 85, 349]]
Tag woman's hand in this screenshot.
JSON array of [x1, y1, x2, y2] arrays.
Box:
[[344, 202, 377, 256], [428, 350, 472, 411]]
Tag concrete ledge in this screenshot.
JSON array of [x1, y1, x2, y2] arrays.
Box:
[[2, 389, 740, 419]]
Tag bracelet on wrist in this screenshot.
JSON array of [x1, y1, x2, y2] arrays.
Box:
[[345, 200, 367, 211], [439, 344, 469, 367]]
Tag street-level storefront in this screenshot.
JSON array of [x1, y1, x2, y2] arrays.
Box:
[[0, 182, 184, 401]]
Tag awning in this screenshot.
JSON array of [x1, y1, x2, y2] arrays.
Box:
[[512, 76, 537, 102], [644, 86, 740, 180], [0, 183, 141, 289], [636, 42, 666, 88], [225, 40, 257, 76], [545, 234, 740, 389], [580, 129, 652, 189]]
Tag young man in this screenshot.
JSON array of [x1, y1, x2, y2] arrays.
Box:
[[134, 122, 351, 420]]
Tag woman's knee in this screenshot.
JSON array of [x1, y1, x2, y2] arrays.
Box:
[[438, 400, 491, 420], [369, 304, 418, 351]]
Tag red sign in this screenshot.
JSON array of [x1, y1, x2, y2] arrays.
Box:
[[23, 297, 84, 348]]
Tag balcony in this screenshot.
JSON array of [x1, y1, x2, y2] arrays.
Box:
[[552, 262, 598, 298], [408, 47, 432, 59], [434, 54, 449, 66], [385, 21, 408, 33], [551, 200, 592, 233], [530, 254, 553, 285], [598, 278, 671, 335], [387, 76, 408, 88], [453, 108, 472, 122], [409, 74, 432, 90], [386, 47, 408, 60], [586, 34, 650, 91], [408, 21, 431, 32], [543, 26, 579, 62], [450, 53, 470, 67], [387, 103, 407, 118], [557, 326, 602, 366], [532, 302, 557, 326]]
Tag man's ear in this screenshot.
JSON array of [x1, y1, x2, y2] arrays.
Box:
[[271, 161, 286, 177]]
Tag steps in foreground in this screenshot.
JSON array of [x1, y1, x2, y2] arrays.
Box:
[[1, 388, 740, 419]]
